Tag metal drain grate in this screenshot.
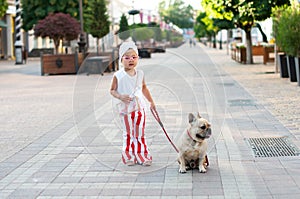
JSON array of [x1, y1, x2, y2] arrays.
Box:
[[247, 137, 300, 157], [217, 82, 235, 86], [228, 99, 255, 106]]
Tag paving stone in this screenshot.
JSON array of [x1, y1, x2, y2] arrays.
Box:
[[0, 43, 299, 198]]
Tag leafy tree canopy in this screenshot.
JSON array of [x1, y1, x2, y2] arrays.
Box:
[[118, 14, 130, 40], [0, 0, 8, 18], [275, 6, 300, 57], [202, 0, 290, 32], [84, 0, 110, 39], [21, 0, 88, 31], [194, 12, 209, 38], [201, 0, 290, 64], [34, 13, 81, 54], [158, 0, 194, 29]]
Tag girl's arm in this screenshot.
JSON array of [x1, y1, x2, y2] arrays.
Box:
[[110, 76, 131, 104], [142, 78, 155, 110]]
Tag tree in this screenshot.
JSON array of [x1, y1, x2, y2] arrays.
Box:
[[203, 15, 218, 48], [21, 0, 84, 31], [202, 0, 290, 64], [226, 0, 290, 64], [0, 0, 8, 18], [84, 0, 110, 52], [255, 23, 268, 43], [199, 1, 233, 48], [34, 13, 81, 54], [276, 6, 300, 57], [158, 0, 194, 29], [118, 14, 130, 41], [213, 18, 234, 49], [194, 12, 208, 39]]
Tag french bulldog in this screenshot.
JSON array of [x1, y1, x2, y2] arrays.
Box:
[[177, 113, 211, 173]]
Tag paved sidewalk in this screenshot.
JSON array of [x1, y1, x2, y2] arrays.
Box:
[[210, 47, 300, 141], [0, 43, 299, 198]]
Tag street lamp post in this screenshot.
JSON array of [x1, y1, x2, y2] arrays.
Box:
[[78, 0, 86, 53], [14, 0, 23, 64]]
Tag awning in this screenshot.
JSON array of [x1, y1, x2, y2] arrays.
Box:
[[0, 20, 7, 27]]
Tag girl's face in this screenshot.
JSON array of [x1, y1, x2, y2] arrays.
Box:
[[121, 49, 139, 70]]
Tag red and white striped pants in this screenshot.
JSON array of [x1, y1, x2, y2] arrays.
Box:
[[120, 109, 152, 165]]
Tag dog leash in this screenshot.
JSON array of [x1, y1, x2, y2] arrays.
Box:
[[150, 108, 209, 167], [150, 108, 179, 153]]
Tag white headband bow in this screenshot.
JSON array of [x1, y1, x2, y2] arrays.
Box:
[[118, 41, 139, 67]]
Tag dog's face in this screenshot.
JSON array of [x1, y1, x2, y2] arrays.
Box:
[[188, 113, 211, 142]]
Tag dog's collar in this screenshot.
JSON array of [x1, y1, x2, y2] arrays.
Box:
[[187, 130, 197, 142]]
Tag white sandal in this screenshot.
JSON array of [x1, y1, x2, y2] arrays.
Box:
[[142, 161, 152, 166], [126, 161, 135, 166]]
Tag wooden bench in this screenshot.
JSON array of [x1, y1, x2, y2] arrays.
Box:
[[252, 45, 275, 64], [41, 52, 84, 75], [263, 46, 275, 64], [86, 50, 119, 72], [231, 45, 274, 64], [231, 46, 246, 63], [79, 56, 110, 75]]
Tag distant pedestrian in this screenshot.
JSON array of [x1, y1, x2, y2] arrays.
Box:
[[189, 38, 192, 47], [110, 41, 156, 166]]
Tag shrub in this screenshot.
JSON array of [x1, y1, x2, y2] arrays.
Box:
[[276, 6, 300, 57]]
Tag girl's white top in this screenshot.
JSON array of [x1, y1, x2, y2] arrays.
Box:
[[113, 68, 146, 109]]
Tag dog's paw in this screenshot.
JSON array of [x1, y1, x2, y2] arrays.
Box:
[[179, 168, 187, 173], [199, 165, 207, 173]]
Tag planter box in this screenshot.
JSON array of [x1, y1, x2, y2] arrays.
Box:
[[236, 47, 246, 63], [263, 46, 275, 64], [295, 57, 300, 86], [286, 56, 297, 82], [252, 46, 264, 56], [253, 45, 275, 64], [231, 48, 237, 60], [41, 53, 84, 75], [278, 54, 289, 78]]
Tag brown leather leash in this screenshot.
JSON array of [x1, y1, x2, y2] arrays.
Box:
[[150, 108, 179, 153], [150, 108, 209, 167]]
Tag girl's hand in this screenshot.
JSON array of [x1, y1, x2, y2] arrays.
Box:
[[119, 94, 132, 104], [150, 102, 156, 110]]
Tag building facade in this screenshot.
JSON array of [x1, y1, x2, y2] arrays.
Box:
[[0, 0, 16, 60]]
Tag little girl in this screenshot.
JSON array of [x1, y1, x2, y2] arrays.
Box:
[[110, 41, 155, 166]]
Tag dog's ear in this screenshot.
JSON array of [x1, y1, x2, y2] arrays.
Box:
[[189, 113, 196, 123], [197, 112, 202, 118], [207, 122, 211, 128]]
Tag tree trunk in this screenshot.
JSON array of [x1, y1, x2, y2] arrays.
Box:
[[54, 39, 60, 54], [245, 30, 253, 64], [102, 38, 105, 52], [96, 38, 99, 55], [256, 23, 268, 43], [219, 30, 223, 50], [213, 33, 217, 48]]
